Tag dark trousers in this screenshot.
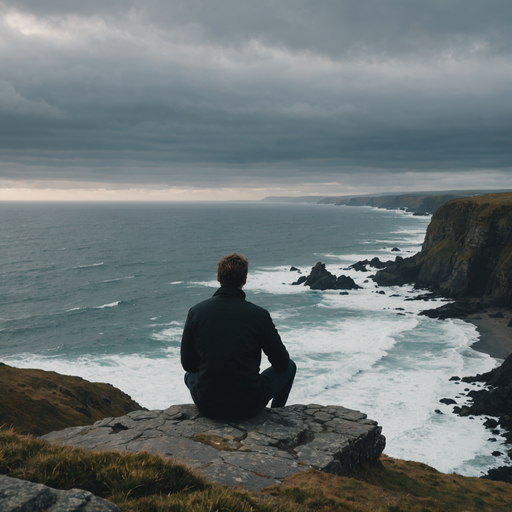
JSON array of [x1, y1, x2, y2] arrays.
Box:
[[184, 358, 297, 412]]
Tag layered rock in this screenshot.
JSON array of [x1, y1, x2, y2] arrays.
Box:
[[375, 193, 512, 307], [0, 363, 143, 436], [40, 404, 385, 492]]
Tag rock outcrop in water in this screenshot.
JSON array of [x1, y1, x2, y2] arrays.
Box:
[[294, 262, 360, 290], [456, 353, 512, 443], [453, 353, 512, 483], [375, 193, 512, 307]]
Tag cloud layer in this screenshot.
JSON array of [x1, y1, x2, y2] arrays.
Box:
[[1, 0, 511, 193]]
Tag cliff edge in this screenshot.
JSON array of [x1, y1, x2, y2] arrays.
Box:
[[0, 363, 143, 436], [375, 192, 512, 307]]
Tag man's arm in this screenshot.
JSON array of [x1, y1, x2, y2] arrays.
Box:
[[260, 310, 289, 371], [180, 310, 200, 373]]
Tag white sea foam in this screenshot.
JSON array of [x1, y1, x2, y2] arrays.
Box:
[[150, 321, 184, 342], [96, 301, 120, 309], [188, 279, 217, 288], [102, 276, 134, 282], [73, 262, 104, 269], [171, 281, 184, 284]]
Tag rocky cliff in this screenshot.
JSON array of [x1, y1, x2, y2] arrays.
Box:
[[375, 193, 512, 307]]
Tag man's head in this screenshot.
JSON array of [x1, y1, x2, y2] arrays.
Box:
[[217, 253, 248, 288]]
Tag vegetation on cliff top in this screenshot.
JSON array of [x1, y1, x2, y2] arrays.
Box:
[[1, 427, 512, 511], [0, 363, 142, 436], [0, 429, 512, 512]]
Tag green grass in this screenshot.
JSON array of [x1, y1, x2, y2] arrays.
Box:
[[2, 428, 512, 511]]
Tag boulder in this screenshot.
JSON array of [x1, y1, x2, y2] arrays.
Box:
[[0, 474, 119, 512]]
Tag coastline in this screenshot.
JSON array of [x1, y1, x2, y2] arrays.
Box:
[[465, 308, 512, 361]]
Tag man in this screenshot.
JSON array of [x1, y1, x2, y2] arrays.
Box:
[[181, 253, 296, 420]]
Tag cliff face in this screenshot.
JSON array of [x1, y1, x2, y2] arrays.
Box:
[[375, 193, 512, 307]]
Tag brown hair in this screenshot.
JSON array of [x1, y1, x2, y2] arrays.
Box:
[[217, 253, 248, 288]]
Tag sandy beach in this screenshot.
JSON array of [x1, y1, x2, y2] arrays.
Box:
[[466, 307, 512, 361]]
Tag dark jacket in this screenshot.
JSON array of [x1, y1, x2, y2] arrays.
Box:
[[180, 286, 289, 420]]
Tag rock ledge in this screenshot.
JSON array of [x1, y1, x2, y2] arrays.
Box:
[[41, 404, 385, 491]]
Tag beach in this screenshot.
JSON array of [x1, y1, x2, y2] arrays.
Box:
[[468, 308, 512, 361]]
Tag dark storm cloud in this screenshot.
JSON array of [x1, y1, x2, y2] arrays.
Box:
[[1, 0, 511, 188]]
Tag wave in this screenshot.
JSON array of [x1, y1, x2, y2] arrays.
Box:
[[66, 301, 122, 312], [72, 262, 104, 269], [96, 301, 121, 309], [102, 276, 135, 283]]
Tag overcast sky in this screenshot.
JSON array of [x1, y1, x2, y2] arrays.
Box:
[[1, 0, 512, 200]]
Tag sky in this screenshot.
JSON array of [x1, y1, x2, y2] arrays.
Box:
[[1, 0, 512, 201]]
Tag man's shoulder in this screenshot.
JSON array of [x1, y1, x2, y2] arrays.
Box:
[[244, 299, 270, 315], [188, 295, 216, 313], [187, 288, 271, 319]]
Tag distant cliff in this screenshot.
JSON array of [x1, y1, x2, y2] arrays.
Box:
[[317, 189, 512, 213], [375, 193, 512, 307], [344, 193, 463, 213]]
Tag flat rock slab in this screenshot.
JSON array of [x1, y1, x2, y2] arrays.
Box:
[[41, 404, 386, 491], [0, 474, 119, 512]]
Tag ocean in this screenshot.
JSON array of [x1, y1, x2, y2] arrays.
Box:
[[0, 201, 506, 476]]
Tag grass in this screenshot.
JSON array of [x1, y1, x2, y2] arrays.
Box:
[[0, 363, 142, 436], [2, 427, 511, 511]]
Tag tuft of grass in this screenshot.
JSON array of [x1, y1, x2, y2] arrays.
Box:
[[2, 428, 512, 511], [267, 455, 512, 511]]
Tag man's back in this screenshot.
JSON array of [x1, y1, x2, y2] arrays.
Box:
[[181, 286, 289, 419]]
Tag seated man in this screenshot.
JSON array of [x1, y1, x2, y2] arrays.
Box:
[[181, 253, 296, 420]]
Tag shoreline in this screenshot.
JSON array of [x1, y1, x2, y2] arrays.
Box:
[[465, 307, 512, 361]]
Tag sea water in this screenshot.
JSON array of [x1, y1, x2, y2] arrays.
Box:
[[0, 201, 507, 476]]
